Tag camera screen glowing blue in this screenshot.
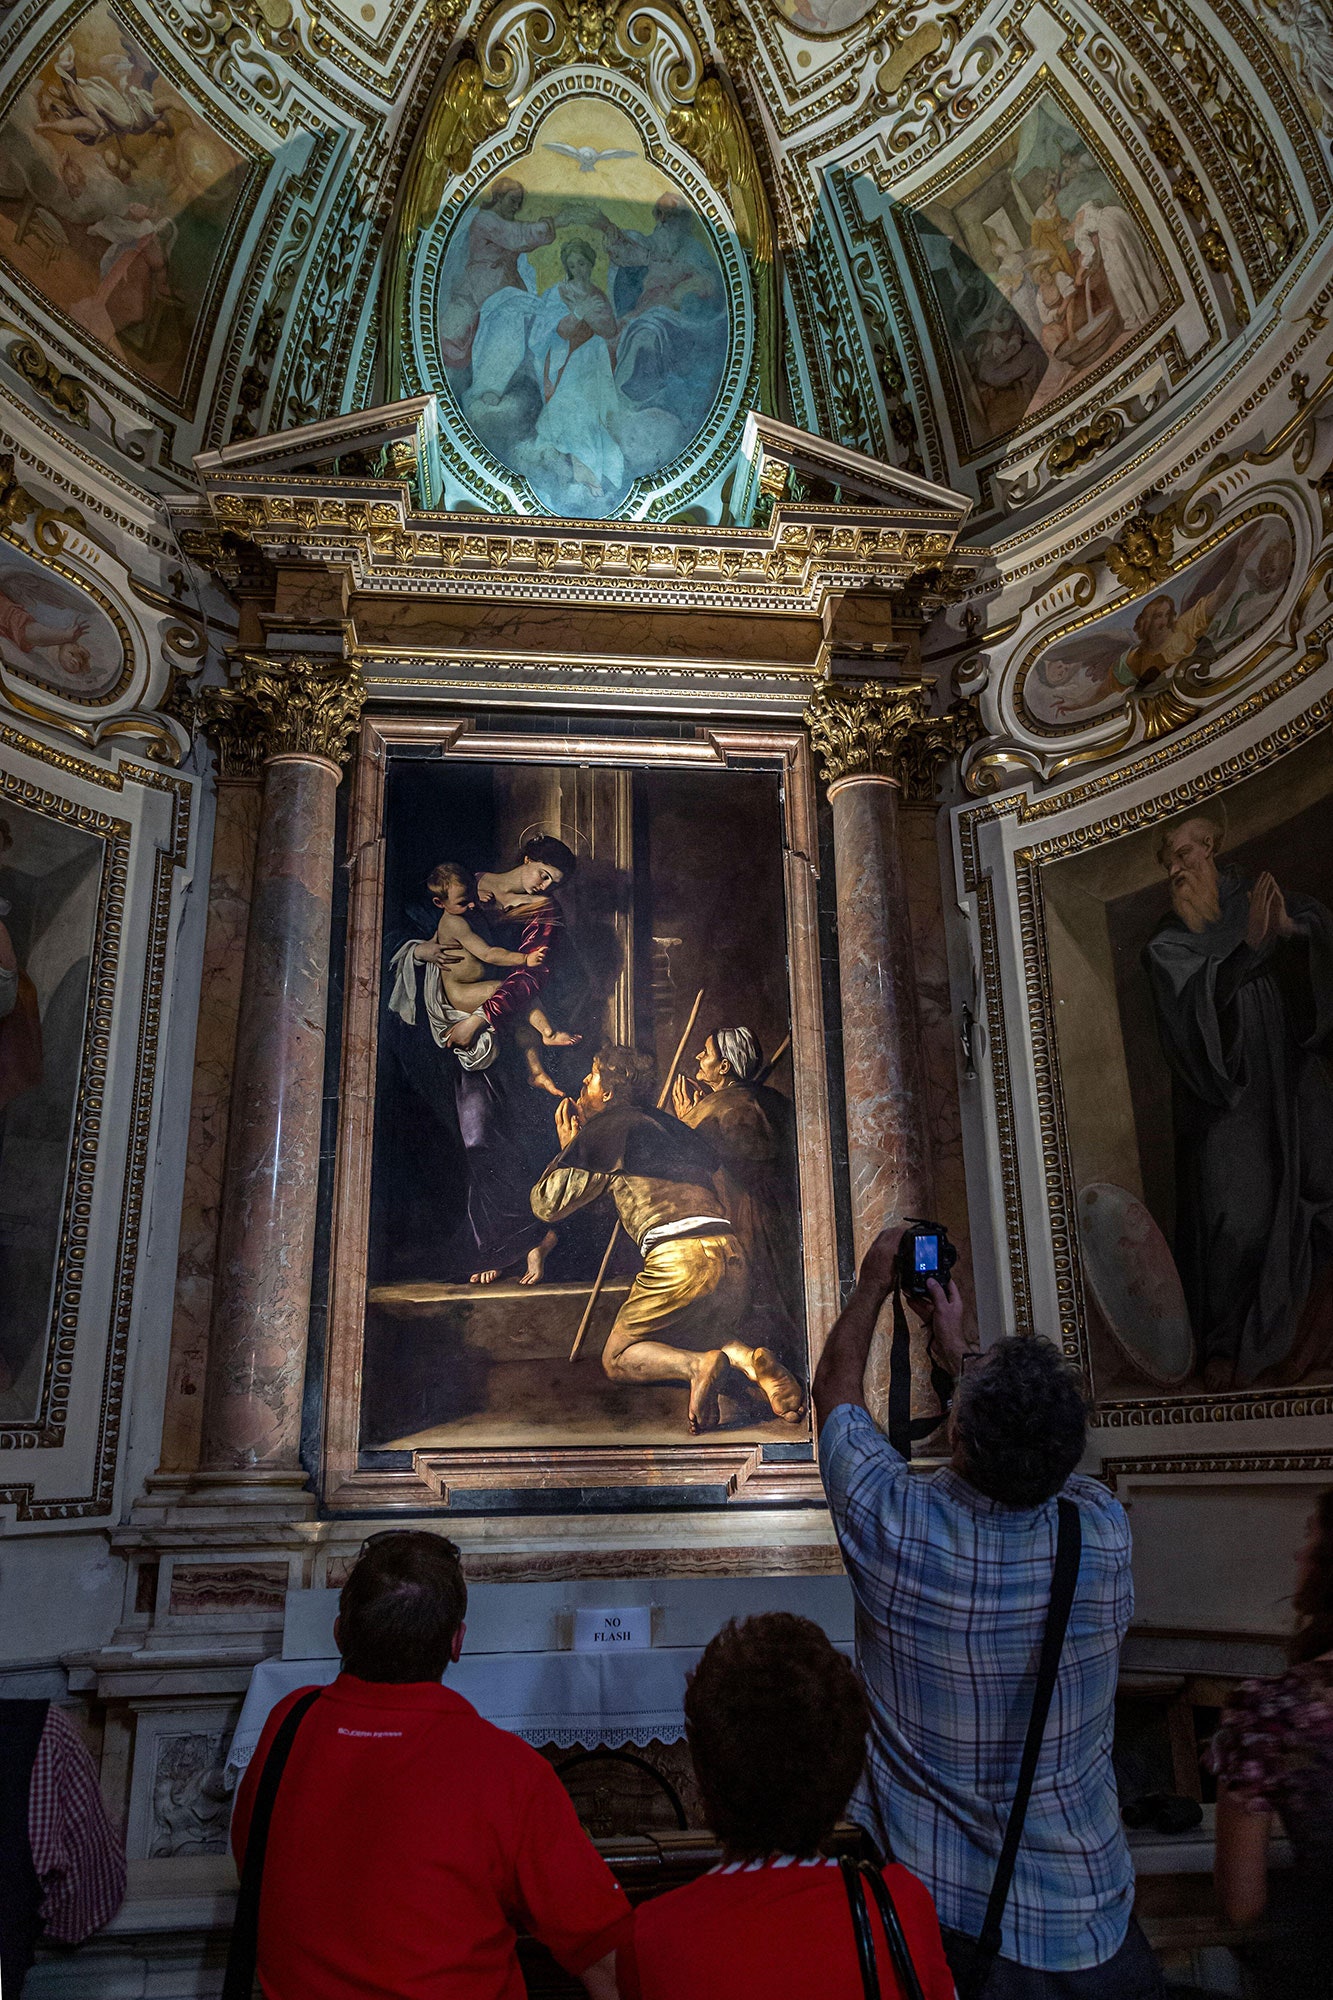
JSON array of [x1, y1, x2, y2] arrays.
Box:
[[914, 1236, 940, 1274]]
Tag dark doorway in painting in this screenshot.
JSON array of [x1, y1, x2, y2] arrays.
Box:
[[360, 755, 804, 1450]]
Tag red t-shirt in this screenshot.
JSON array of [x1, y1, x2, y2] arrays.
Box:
[[232, 1676, 631, 2000], [617, 1856, 956, 2000]]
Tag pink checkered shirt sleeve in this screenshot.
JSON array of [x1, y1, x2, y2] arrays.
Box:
[[28, 1705, 127, 1944]]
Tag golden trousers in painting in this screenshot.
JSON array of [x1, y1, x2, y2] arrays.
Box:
[[602, 1233, 749, 1364]]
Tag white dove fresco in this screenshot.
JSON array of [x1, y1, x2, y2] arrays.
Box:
[[542, 142, 638, 173]]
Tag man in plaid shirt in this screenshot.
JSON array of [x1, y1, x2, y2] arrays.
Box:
[[814, 1226, 1164, 1998]]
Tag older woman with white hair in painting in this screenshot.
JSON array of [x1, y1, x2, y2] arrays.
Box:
[[672, 1026, 804, 1372]]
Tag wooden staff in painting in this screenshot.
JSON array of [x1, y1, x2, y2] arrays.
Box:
[[567, 989, 704, 1363]]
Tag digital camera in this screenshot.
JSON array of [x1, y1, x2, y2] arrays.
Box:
[[893, 1218, 958, 1300]]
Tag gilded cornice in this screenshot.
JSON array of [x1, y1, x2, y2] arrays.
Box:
[[174, 487, 969, 617], [805, 679, 979, 801], [197, 655, 366, 778]]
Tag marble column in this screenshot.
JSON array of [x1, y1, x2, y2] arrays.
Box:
[[806, 680, 975, 1432], [191, 656, 364, 1505]]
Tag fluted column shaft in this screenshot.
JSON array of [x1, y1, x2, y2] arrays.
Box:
[[192, 656, 363, 1496]]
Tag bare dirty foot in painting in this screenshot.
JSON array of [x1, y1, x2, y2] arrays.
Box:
[[469, 1268, 501, 1285], [726, 1344, 806, 1423], [519, 1233, 557, 1286], [540, 1028, 582, 1047], [688, 1351, 730, 1433]]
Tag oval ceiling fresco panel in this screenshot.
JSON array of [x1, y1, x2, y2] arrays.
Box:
[[425, 98, 739, 519], [0, 536, 128, 702], [1019, 511, 1296, 733]]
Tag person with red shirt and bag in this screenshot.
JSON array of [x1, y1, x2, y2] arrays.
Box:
[[230, 1532, 629, 2000], [617, 1612, 954, 2000]]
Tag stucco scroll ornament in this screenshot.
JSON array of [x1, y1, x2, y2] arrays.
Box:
[[805, 679, 980, 804], [181, 0, 327, 114], [197, 655, 365, 780], [478, 0, 702, 107]]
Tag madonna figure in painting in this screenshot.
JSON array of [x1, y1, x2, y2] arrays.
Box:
[[386, 834, 580, 1285]]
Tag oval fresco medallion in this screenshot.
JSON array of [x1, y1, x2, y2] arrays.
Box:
[[433, 100, 732, 518], [1020, 512, 1295, 733], [770, 0, 879, 34], [0, 538, 128, 702]]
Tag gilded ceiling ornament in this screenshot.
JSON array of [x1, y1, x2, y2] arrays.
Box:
[[667, 74, 773, 262], [805, 679, 979, 800], [1045, 410, 1125, 480], [7, 341, 90, 429], [1104, 506, 1180, 594], [198, 656, 365, 778]]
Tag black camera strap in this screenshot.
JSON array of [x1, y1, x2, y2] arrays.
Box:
[[887, 1280, 956, 1461]]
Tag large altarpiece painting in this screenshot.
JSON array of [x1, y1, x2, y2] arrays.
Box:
[[323, 722, 836, 1507]]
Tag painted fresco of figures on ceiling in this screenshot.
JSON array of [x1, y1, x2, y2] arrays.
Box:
[[0, 539, 127, 701], [0, 2, 252, 401], [1043, 734, 1333, 1406], [0, 799, 101, 1423], [1256, 0, 1333, 130], [910, 97, 1170, 452], [436, 102, 729, 517], [1021, 514, 1295, 731], [770, 0, 878, 36]]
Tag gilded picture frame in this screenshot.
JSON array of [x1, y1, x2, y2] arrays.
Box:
[[320, 716, 838, 1511]]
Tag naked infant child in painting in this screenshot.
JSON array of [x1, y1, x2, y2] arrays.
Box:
[[426, 861, 580, 1097]]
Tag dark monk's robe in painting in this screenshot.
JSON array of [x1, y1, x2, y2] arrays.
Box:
[[679, 1083, 802, 1368], [530, 1106, 750, 1359], [1142, 868, 1333, 1386]]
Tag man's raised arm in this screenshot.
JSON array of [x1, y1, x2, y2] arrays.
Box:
[[812, 1226, 968, 1439]]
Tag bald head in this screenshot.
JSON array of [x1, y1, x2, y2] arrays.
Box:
[[1158, 817, 1221, 932]]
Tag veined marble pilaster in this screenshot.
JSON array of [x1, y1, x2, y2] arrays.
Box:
[[806, 680, 975, 1432], [192, 657, 364, 1501]]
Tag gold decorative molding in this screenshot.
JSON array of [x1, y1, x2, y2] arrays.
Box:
[[805, 679, 979, 801], [1104, 504, 1180, 594], [1045, 410, 1125, 481], [8, 340, 90, 427], [198, 656, 365, 778]]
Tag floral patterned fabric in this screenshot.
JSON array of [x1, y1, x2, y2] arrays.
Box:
[[1208, 1659, 1333, 1866]]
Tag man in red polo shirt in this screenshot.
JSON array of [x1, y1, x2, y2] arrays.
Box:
[[232, 1533, 628, 1999]]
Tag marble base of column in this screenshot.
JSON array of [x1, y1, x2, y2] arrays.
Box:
[[195, 751, 340, 1495], [829, 772, 937, 1432]]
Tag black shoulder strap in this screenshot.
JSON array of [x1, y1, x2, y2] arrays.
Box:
[[223, 1689, 322, 2000], [840, 1858, 880, 2000], [976, 1497, 1082, 1966], [860, 1863, 928, 2000]]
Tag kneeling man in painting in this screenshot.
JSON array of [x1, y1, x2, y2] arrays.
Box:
[[531, 1045, 805, 1433]]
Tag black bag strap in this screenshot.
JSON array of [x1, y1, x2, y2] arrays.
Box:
[[975, 1497, 1082, 1970], [860, 1862, 928, 2000], [840, 1858, 880, 2000], [223, 1688, 322, 2000], [841, 1856, 930, 2000]]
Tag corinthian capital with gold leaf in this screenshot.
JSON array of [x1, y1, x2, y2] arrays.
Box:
[[198, 656, 365, 781], [805, 681, 980, 804]]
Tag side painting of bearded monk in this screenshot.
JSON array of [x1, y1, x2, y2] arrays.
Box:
[[1043, 742, 1333, 1409], [1142, 814, 1333, 1392]]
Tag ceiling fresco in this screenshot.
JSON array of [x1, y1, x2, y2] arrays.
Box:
[[0, 0, 1327, 526]]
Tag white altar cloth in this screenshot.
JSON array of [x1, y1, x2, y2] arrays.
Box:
[[228, 1643, 858, 1783]]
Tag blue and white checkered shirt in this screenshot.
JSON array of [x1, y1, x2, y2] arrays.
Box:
[[821, 1403, 1135, 1973]]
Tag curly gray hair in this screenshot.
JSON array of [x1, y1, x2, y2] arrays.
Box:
[[713, 1026, 761, 1083]]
